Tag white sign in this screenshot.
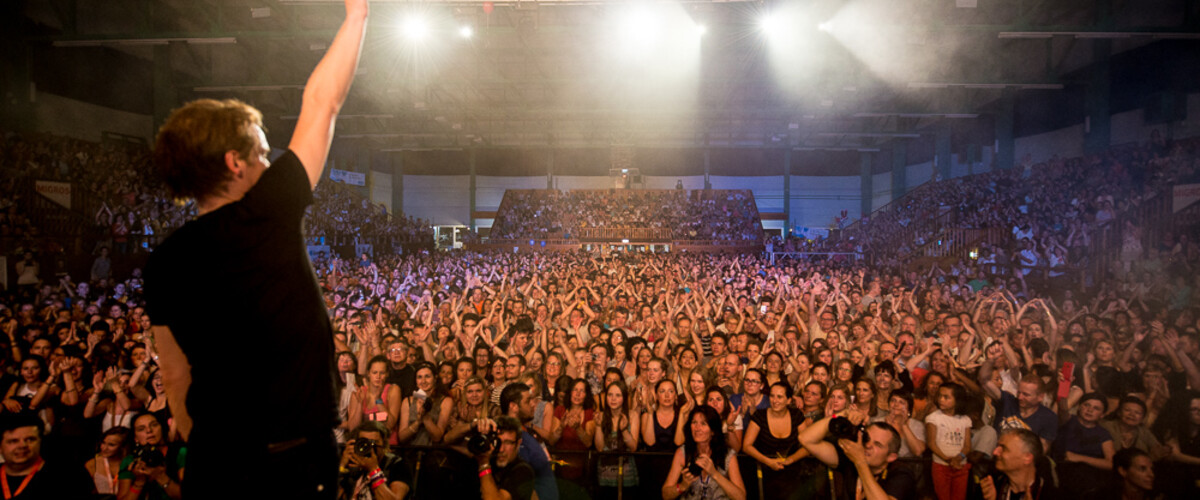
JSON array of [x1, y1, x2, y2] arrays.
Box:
[[35, 180, 72, 209], [330, 169, 366, 186], [1174, 183, 1200, 213]]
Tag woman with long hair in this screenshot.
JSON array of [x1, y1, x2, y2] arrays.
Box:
[[854, 378, 885, 422], [662, 405, 747, 500], [397, 362, 453, 444], [551, 377, 596, 480], [594, 380, 640, 497], [642, 379, 684, 452], [443, 377, 490, 447], [347, 355, 401, 444], [116, 413, 183, 500], [705, 386, 743, 452]]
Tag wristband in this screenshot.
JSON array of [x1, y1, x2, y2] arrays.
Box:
[[371, 476, 387, 489], [478, 468, 492, 478]]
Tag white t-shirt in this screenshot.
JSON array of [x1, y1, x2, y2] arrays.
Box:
[[926, 410, 971, 465]]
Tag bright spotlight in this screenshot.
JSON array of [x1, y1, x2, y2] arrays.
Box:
[[458, 25, 474, 38], [695, 24, 708, 37], [760, 15, 780, 36], [619, 7, 659, 49], [817, 21, 833, 32], [403, 17, 429, 40]]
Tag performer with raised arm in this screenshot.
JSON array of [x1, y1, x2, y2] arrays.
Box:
[[143, 1, 369, 497]]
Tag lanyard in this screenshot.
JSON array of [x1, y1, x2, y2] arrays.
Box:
[[1, 459, 43, 499]]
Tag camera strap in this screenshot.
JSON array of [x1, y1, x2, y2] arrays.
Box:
[[1, 459, 43, 500]]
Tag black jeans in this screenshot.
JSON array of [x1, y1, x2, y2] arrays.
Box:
[[183, 431, 337, 499]]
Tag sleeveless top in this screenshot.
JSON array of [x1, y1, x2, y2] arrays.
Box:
[[749, 407, 803, 459], [93, 456, 118, 494], [405, 393, 444, 446], [647, 408, 679, 452], [361, 384, 397, 444], [678, 448, 737, 500]]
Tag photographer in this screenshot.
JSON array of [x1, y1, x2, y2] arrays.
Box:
[[475, 416, 537, 500], [799, 415, 916, 500], [117, 413, 184, 500], [338, 421, 411, 500], [972, 429, 1056, 500]]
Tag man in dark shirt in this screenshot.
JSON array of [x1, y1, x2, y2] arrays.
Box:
[[143, 1, 368, 497], [477, 417, 536, 500], [800, 416, 917, 500], [384, 339, 415, 399], [0, 413, 91, 499], [974, 429, 1057, 500]]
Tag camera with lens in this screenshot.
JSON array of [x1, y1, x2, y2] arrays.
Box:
[[352, 438, 378, 458], [466, 429, 499, 456], [131, 444, 164, 468], [687, 461, 703, 477], [828, 416, 866, 442]]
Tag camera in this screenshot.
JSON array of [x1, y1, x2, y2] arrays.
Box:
[[132, 444, 164, 468], [352, 438, 378, 458], [687, 462, 703, 477], [828, 416, 865, 441], [466, 429, 499, 456]]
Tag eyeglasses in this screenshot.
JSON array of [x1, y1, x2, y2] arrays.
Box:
[[389, 348, 405, 353]]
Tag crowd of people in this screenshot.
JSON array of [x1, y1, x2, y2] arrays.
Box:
[[844, 136, 1200, 273], [490, 189, 763, 242], [0, 131, 432, 256], [1, 129, 1199, 500]]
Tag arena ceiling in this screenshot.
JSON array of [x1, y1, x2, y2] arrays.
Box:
[[14, 0, 1200, 155]]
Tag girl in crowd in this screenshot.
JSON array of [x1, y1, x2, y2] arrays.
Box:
[[594, 381, 640, 498], [552, 377, 595, 480], [705, 386, 743, 452], [84, 366, 133, 433], [797, 381, 826, 424], [86, 427, 130, 495], [643, 379, 683, 452], [347, 355, 400, 444], [1054, 392, 1116, 499], [743, 382, 807, 500], [854, 378, 885, 423], [444, 377, 490, 446], [662, 406, 746, 500], [5, 355, 58, 431], [926, 382, 972, 500], [334, 351, 359, 443], [397, 362, 453, 444], [914, 370, 947, 420], [824, 383, 853, 418]]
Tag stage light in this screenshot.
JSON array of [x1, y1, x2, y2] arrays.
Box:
[[403, 16, 429, 40], [459, 25, 474, 39], [818, 21, 834, 32], [695, 24, 708, 37], [619, 7, 659, 49], [760, 15, 780, 37]]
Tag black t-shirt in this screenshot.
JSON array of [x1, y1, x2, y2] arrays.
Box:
[[1, 461, 93, 499], [832, 446, 917, 500], [493, 458, 535, 500], [386, 364, 416, 400], [144, 151, 337, 444]]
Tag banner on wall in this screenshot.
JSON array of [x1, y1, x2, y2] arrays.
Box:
[[1174, 183, 1200, 213], [35, 181, 72, 209], [330, 169, 366, 186], [793, 227, 830, 239]]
